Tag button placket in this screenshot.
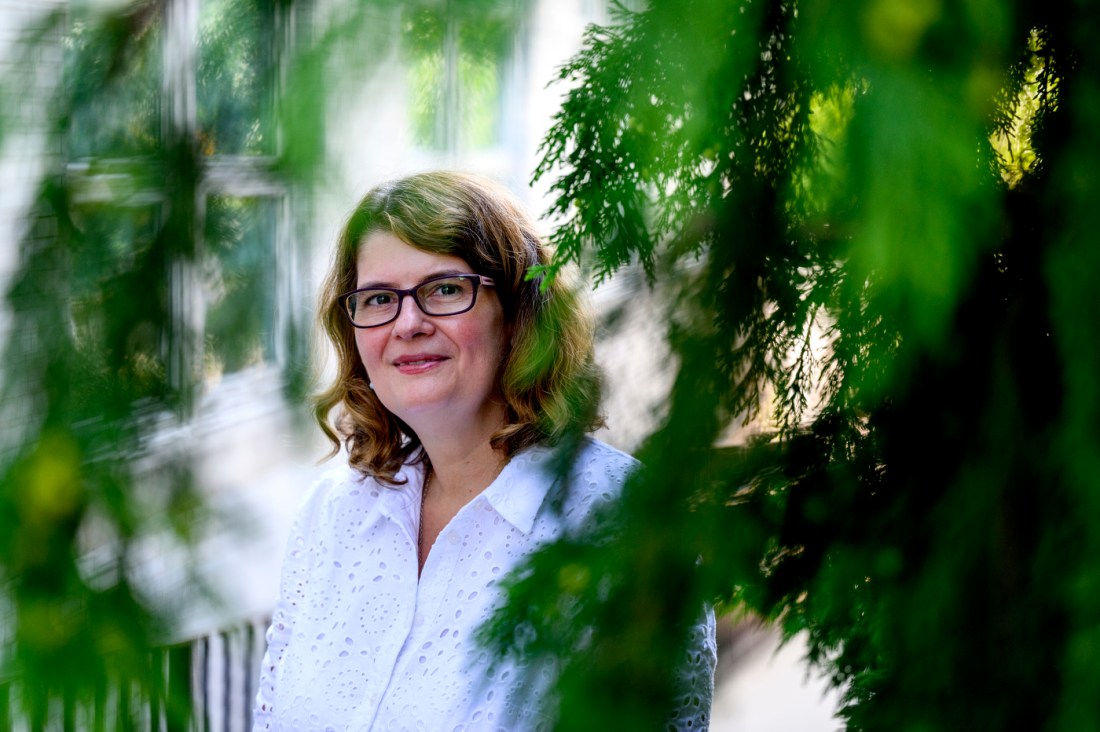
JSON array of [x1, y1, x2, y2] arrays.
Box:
[[360, 497, 423, 729]]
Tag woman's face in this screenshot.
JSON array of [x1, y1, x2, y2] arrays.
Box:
[[353, 231, 508, 437]]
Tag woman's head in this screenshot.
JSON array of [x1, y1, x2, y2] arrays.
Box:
[[315, 171, 602, 481]]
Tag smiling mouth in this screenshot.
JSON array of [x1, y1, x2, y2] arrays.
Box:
[[394, 355, 448, 370]]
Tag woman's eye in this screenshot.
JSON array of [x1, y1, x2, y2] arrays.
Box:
[[364, 292, 393, 308], [424, 280, 467, 299]]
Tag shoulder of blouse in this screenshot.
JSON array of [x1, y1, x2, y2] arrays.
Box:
[[499, 437, 638, 533], [522, 436, 637, 478], [574, 437, 639, 484]]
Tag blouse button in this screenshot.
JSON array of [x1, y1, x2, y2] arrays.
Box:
[[447, 532, 460, 545]]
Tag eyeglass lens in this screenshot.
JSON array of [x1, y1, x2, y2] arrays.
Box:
[[345, 276, 479, 327]]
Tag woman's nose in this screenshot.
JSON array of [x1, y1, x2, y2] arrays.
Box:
[[391, 293, 434, 338]]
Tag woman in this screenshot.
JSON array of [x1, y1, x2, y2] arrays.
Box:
[[253, 171, 715, 730]]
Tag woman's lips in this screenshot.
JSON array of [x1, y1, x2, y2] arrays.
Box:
[[393, 354, 448, 374]]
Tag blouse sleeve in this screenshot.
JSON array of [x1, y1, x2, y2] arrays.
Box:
[[669, 604, 718, 730], [252, 473, 330, 731], [580, 442, 718, 729]]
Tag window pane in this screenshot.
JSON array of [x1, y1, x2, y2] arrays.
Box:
[[66, 8, 162, 158], [403, 3, 517, 151], [197, 0, 274, 156], [202, 196, 277, 380], [456, 14, 511, 149], [69, 203, 167, 398]]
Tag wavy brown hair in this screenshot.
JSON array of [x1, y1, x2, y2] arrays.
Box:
[[315, 171, 603, 482]]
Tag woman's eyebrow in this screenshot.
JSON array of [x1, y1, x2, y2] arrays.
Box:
[[356, 268, 473, 290]]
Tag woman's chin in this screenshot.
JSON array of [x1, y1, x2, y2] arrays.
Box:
[[384, 393, 460, 425], [387, 395, 502, 440]]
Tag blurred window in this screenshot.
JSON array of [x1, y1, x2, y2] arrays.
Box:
[[62, 0, 298, 402], [66, 13, 162, 158], [197, 0, 275, 156], [402, 1, 521, 151], [201, 195, 278, 382], [69, 202, 166, 383]]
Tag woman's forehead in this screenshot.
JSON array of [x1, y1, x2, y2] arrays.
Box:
[[355, 231, 472, 286]]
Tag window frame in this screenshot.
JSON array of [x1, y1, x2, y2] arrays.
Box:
[[63, 0, 305, 428], [400, 0, 530, 164]]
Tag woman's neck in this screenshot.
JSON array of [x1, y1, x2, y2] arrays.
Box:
[[421, 435, 507, 500], [414, 403, 508, 501]]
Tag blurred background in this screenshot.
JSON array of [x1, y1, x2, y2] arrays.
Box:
[[0, 0, 840, 729]]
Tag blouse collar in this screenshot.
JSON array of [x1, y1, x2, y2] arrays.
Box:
[[479, 443, 560, 535], [361, 441, 573, 538]]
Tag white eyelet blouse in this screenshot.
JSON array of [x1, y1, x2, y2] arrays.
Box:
[[252, 438, 716, 731]]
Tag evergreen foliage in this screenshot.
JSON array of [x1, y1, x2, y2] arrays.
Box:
[[482, 0, 1100, 729]]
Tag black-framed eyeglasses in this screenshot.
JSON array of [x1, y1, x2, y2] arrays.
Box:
[[339, 273, 496, 328]]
